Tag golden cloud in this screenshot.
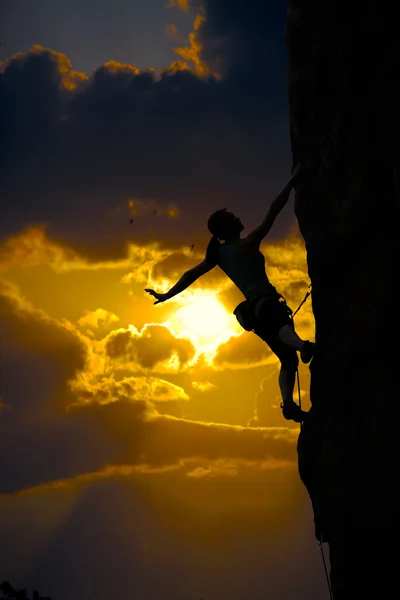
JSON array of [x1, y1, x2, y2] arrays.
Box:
[[77, 308, 120, 330], [147, 247, 227, 296], [167, 0, 189, 11], [69, 374, 188, 408], [247, 376, 281, 428], [186, 461, 238, 478], [103, 60, 140, 76], [140, 415, 298, 469], [0, 227, 131, 273], [191, 381, 216, 392], [161, 60, 192, 75], [173, 14, 213, 78], [104, 323, 197, 371], [260, 231, 310, 302], [0, 276, 300, 493], [212, 330, 275, 370], [0, 227, 177, 291], [151, 251, 198, 282], [0, 44, 88, 91]]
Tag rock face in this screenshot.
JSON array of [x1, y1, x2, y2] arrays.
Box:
[[286, 2, 400, 598]]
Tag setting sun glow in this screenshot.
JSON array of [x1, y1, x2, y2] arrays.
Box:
[[170, 296, 236, 345]]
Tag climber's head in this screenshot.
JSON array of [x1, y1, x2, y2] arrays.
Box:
[[207, 209, 244, 241]]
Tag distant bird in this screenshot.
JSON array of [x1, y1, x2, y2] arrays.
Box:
[[130, 219, 134, 224], [190, 244, 195, 251]]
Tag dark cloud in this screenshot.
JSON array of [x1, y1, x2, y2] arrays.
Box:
[[0, 469, 325, 600], [0, 280, 88, 413], [197, 0, 288, 96], [0, 1, 293, 259], [213, 329, 272, 368], [150, 249, 226, 290], [105, 323, 196, 369], [151, 251, 198, 281]]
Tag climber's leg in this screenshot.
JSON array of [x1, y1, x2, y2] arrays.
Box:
[[278, 323, 304, 349], [252, 295, 308, 422], [269, 339, 307, 423], [278, 324, 315, 363], [253, 326, 307, 423], [278, 364, 297, 405]]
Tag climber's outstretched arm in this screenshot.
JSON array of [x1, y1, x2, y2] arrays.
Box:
[[145, 242, 218, 304], [246, 163, 302, 246]]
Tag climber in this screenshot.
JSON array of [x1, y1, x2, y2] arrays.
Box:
[[145, 163, 315, 423]]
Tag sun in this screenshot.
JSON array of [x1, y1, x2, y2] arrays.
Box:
[[169, 295, 239, 346]]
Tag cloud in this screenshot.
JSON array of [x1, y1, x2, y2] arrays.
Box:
[[0, 279, 89, 413], [191, 381, 216, 392], [173, 13, 214, 77], [0, 226, 131, 272], [150, 250, 198, 282], [104, 323, 197, 371], [0, 226, 194, 292], [0, 277, 299, 494], [168, 0, 190, 11], [247, 376, 280, 428], [69, 374, 190, 416], [1, 25, 292, 260], [147, 248, 226, 295], [0, 44, 88, 91], [77, 308, 120, 330], [190, 1, 287, 84], [0, 3, 309, 497], [0, 378, 298, 493], [186, 460, 237, 477], [212, 330, 275, 370]]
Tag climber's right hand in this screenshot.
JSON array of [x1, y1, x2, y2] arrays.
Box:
[[144, 289, 168, 305]]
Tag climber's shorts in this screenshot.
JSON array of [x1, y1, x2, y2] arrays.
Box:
[[250, 294, 299, 371]]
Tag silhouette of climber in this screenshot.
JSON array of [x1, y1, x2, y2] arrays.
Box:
[[145, 163, 315, 423]]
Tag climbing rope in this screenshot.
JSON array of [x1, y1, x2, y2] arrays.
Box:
[[289, 283, 312, 420], [315, 502, 334, 600], [290, 286, 334, 600], [290, 285, 334, 600], [318, 538, 333, 600], [292, 283, 312, 318]]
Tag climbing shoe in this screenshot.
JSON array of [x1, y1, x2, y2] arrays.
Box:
[[300, 340, 315, 364], [280, 401, 308, 423]]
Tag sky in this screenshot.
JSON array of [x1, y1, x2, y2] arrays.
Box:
[[0, 1, 323, 599]]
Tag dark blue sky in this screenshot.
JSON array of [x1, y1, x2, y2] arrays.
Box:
[[1, 0, 194, 74]]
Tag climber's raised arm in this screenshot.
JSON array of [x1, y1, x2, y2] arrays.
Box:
[[246, 163, 303, 246], [145, 237, 219, 304]]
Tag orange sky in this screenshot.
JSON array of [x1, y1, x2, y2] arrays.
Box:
[[0, 223, 320, 598], [0, 2, 325, 598]]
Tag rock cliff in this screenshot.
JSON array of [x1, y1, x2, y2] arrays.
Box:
[[286, 2, 400, 598]]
